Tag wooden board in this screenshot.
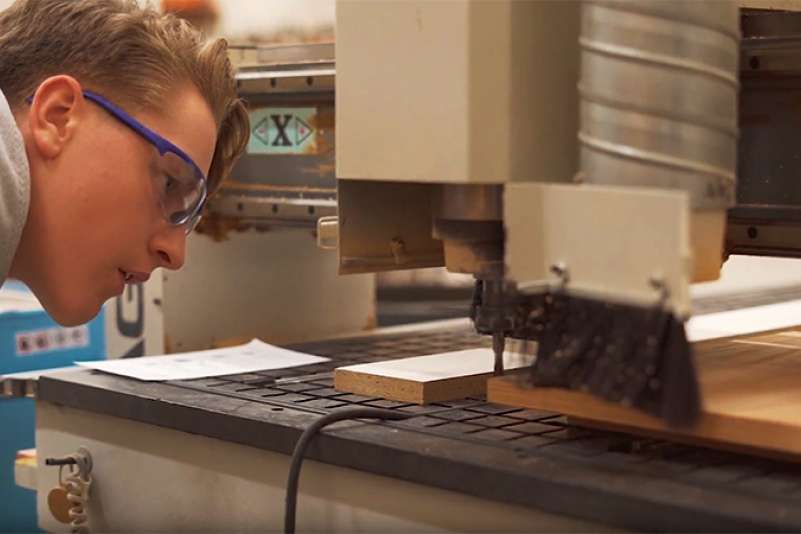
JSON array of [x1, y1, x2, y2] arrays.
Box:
[[335, 349, 532, 404], [487, 327, 801, 460]]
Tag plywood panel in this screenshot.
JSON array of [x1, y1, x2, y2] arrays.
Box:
[[487, 328, 801, 459]]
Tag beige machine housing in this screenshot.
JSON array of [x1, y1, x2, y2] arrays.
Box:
[[336, 1, 579, 186], [335, 0, 579, 280]]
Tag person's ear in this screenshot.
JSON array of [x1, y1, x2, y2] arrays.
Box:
[[27, 75, 85, 159]]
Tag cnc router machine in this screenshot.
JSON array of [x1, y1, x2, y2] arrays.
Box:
[[14, 1, 801, 532]]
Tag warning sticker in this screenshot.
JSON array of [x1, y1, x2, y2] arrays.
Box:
[[247, 107, 318, 155], [15, 325, 90, 357]]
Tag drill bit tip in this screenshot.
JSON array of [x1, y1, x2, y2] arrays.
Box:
[[493, 332, 505, 376]]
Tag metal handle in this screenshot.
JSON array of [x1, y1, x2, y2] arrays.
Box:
[[45, 447, 93, 477], [317, 216, 339, 250]]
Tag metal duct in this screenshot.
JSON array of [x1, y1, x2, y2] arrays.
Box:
[[578, 0, 740, 210]]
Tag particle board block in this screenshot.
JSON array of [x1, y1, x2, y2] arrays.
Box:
[[487, 328, 801, 460], [334, 349, 532, 404]]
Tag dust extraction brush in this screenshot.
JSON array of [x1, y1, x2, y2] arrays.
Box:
[[524, 291, 701, 428]]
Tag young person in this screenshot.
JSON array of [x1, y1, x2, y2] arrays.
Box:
[[0, 0, 248, 326]]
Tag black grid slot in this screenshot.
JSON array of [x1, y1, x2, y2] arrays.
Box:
[[396, 405, 444, 415], [336, 393, 379, 403], [468, 428, 525, 441], [505, 421, 565, 434], [433, 409, 483, 422], [358, 399, 410, 409], [298, 398, 350, 410], [301, 387, 343, 397], [275, 383, 323, 393]]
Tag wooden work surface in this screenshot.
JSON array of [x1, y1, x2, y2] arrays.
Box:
[[488, 328, 801, 460]]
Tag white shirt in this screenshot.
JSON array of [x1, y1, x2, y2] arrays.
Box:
[[0, 90, 30, 283]]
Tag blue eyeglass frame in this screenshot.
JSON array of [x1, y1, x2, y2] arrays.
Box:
[[26, 90, 209, 231]]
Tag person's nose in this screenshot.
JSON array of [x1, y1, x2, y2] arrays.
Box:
[[150, 227, 187, 271]]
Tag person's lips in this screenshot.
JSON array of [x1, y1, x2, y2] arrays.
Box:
[[118, 269, 151, 284]]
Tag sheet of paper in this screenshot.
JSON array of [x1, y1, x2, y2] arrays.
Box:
[[337, 348, 533, 383], [77, 339, 329, 381]]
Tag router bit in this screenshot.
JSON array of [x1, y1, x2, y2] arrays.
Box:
[[470, 277, 508, 376], [492, 330, 505, 376], [490, 279, 506, 376]]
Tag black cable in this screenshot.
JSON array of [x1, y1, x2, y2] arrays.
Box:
[[284, 407, 412, 534]]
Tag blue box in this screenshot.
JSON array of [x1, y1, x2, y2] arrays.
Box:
[[0, 281, 106, 533]]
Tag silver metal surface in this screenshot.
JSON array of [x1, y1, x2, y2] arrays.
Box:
[[208, 190, 336, 227], [435, 185, 503, 222], [578, 0, 740, 209], [211, 43, 336, 228], [232, 43, 335, 94], [247, 43, 335, 65], [235, 67, 335, 95], [431, 185, 505, 277], [316, 216, 339, 250]]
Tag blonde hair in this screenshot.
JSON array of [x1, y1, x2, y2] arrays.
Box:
[[0, 0, 248, 191]]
